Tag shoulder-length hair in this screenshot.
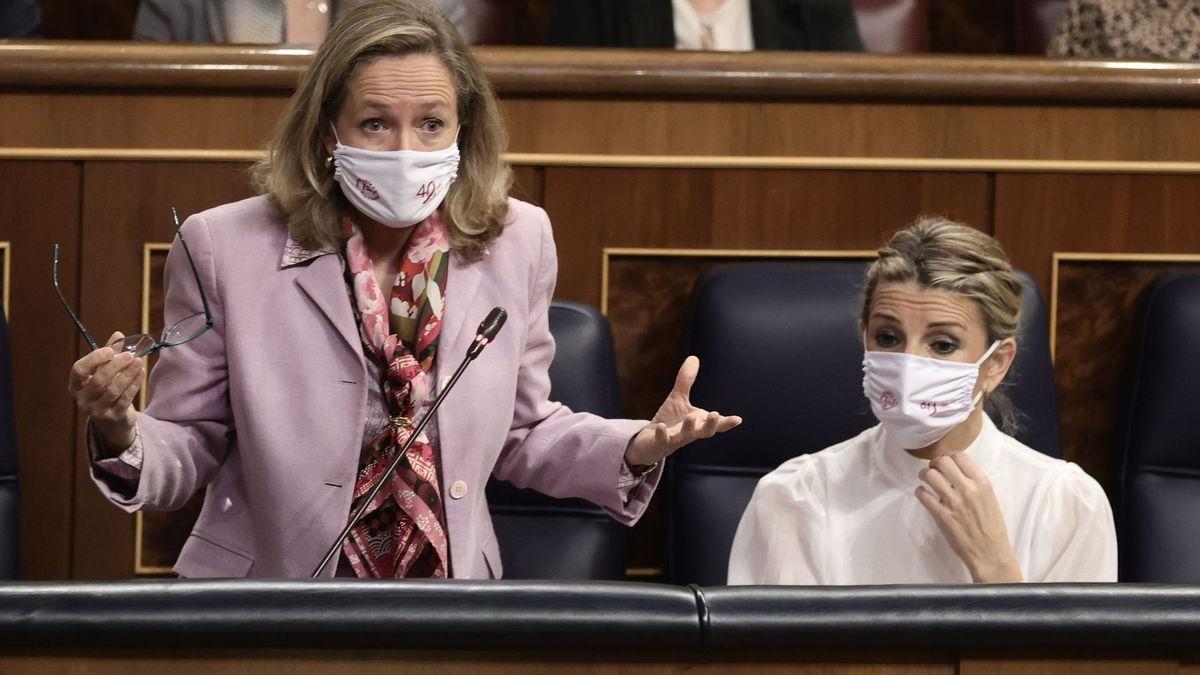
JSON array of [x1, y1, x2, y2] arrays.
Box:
[[252, 0, 511, 256]]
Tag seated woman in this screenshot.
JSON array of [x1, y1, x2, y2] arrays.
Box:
[[728, 218, 1117, 584]]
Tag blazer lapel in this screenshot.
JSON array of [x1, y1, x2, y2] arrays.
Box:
[[437, 250, 484, 369], [434, 250, 484, 479], [294, 253, 361, 359]]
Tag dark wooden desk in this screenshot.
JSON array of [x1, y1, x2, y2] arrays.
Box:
[[1, 581, 1197, 674]]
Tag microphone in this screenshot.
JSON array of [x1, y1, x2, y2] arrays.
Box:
[[311, 306, 508, 578], [466, 307, 506, 360]]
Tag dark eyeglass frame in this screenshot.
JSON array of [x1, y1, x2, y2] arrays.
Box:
[[53, 207, 213, 358]]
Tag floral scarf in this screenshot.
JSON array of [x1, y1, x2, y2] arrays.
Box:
[[340, 214, 451, 579]]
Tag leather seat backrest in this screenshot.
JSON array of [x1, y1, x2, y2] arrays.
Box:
[[0, 309, 19, 579], [1119, 274, 1200, 582], [485, 301, 627, 580]]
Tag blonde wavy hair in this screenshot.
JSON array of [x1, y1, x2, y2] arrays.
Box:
[[252, 0, 512, 256], [860, 216, 1025, 431]]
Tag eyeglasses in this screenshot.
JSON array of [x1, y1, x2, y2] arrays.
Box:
[[53, 207, 213, 358]]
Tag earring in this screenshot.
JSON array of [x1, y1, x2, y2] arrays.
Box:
[[324, 155, 334, 171]]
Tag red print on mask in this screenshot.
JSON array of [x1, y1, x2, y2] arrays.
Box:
[[920, 400, 941, 415], [416, 180, 437, 205], [356, 178, 380, 201], [879, 392, 897, 411]]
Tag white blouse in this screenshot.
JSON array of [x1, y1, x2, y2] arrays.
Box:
[[728, 415, 1118, 584], [672, 0, 754, 51]]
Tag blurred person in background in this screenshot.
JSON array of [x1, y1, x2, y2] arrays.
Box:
[[133, 0, 506, 44], [1, 0, 41, 38], [545, 0, 863, 52], [1048, 0, 1200, 60]]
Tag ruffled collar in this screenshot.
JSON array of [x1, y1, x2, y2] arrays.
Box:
[[279, 233, 338, 269]]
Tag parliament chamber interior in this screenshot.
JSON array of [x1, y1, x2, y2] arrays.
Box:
[[2, 0, 1200, 672]]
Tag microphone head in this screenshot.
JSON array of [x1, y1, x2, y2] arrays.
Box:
[[478, 307, 507, 341], [466, 307, 507, 359]]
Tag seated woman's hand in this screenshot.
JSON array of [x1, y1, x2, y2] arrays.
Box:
[[916, 452, 1023, 583], [68, 331, 144, 452], [624, 356, 742, 468]]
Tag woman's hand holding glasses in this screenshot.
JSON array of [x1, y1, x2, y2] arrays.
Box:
[[68, 332, 145, 452], [56, 207, 213, 454]]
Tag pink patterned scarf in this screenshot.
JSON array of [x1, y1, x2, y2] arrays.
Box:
[[341, 214, 451, 578]]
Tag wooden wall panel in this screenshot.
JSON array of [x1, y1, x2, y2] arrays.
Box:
[[0, 160, 82, 580], [503, 100, 1200, 162], [71, 161, 254, 579], [544, 167, 990, 306], [707, 169, 992, 245], [509, 165, 544, 206], [8, 90, 1197, 163], [994, 174, 1200, 298], [1, 93, 287, 151]]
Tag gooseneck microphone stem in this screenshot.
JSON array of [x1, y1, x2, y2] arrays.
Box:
[[311, 307, 507, 578]]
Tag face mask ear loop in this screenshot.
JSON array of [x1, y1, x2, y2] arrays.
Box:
[[971, 388, 987, 408], [973, 340, 1003, 409], [329, 122, 343, 147], [977, 340, 1001, 365]]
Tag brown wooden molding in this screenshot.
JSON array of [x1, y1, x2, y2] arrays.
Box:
[[0, 41, 307, 90], [2, 42, 1200, 103], [482, 48, 1200, 104]]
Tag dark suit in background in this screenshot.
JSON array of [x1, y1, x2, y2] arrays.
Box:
[[1, 0, 41, 38], [545, 0, 863, 51]]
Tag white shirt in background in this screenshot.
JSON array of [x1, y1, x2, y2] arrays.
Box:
[[728, 415, 1118, 584], [672, 0, 754, 51]]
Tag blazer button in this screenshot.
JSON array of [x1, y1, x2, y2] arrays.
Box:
[[449, 480, 468, 500]]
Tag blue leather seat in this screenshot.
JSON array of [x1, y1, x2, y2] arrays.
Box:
[[668, 262, 1060, 585], [0, 309, 19, 578], [1119, 274, 1200, 582], [485, 301, 628, 580]]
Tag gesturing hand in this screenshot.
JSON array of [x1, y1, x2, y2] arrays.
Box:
[[624, 356, 742, 468], [916, 452, 1023, 583]]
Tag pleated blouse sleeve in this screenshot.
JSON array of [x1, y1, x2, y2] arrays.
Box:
[[727, 455, 827, 585], [1027, 463, 1119, 582]]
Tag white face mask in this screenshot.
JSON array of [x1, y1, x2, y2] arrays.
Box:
[[330, 125, 460, 229], [862, 340, 1001, 449]]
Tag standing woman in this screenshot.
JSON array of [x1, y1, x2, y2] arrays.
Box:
[[68, 0, 740, 579]]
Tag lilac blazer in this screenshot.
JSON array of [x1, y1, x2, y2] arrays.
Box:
[[90, 195, 658, 578]]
